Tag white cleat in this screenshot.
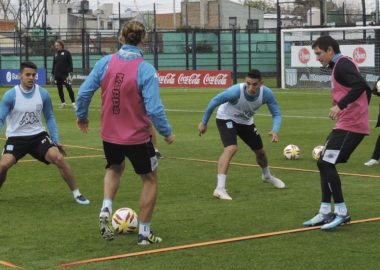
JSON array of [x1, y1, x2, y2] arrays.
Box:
[[262, 175, 286, 189], [213, 188, 232, 200], [364, 159, 379, 166]]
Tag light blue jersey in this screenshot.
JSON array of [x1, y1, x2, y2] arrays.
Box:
[[201, 83, 282, 132], [0, 85, 59, 143], [76, 44, 172, 137]]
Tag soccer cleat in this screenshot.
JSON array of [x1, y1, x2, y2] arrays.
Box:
[[99, 208, 114, 241], [262, 175, 286, 189], [72, 102, 77, 110], [320, 214, 351, 230], [74, 194, 90, 205], [58, 102, 66, 109], [213, 188, 232, 200], [137, 232, 162, 246], [364, 159, 379, 166], [303, 212, 336, 227]]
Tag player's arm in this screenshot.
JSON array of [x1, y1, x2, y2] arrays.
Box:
[[41, 89, 59, 143], [139, 62, 173, 142], [67, 50, 73, 73], [201, 85, 240, 125], [263, 87, 281, 142], [76, 55, 111, 130], [335, 58, 371, 109], [0, 89, 15, 132], [198, 85, 240, 136]]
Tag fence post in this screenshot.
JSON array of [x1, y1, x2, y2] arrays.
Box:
[[185, 29, 189, 70], [232, 28, 237, 84], [217, 29, 221, 70], [192, 30, 196, 70], [248, 28, 252, 70]]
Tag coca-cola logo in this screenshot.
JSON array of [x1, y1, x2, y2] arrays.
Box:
[[178, 73, 201, 85], [203, 73, 228, 85], [298, 48, 310, 64], [158, 73, 176, 84], [353, 47, 366, 64]]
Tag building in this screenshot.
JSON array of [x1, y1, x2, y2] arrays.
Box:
[[181, 0, 263, 30], [264, 14, 303, 30]]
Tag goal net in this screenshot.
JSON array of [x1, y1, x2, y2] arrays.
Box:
[[281, 26, 380, 89]]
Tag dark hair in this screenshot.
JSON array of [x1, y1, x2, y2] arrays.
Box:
[[312, 35, 340, 53], [120, 21, 146, 46], [55, 39, 64, 49], [20, 61, 37, 72], [247, 69, 262, 80]]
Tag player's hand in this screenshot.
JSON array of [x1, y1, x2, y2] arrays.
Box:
[[67, 73, 73, 84], [164, 134, 175, 144], [50, 75, 55, 84], [329, 105, 341, 120], [198, 122, 207, 136], [270, 131, 279, 143], [77, 118, 89, 133]]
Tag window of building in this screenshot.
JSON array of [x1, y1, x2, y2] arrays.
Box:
[[247, 19, 259, 32], [107, 21, 112, 29], [229, 17, 237, 28]]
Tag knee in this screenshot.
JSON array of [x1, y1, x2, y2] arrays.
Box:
[[317, 159, 334, 173], [224, 145, 237, 156], [255, 148, 266, 160]]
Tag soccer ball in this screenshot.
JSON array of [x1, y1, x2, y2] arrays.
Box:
[[283, 144, 300, 160], [111, 207, 138, 234], [376, 80, 380, 93], [312, 145, 325, 160]]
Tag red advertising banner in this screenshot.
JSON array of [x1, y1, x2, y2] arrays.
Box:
[[157, 70, 231, 88]]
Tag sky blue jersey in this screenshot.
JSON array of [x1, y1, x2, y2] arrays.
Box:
[[76, 44, 172, 137], [0, 85, 59, 142], [201, 83, 282, 132]]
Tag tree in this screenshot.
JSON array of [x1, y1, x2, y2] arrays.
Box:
[[245, 0, 276, 13], [0, 0, 18, 20]]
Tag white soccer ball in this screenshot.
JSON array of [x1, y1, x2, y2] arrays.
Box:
[[312, 145, 325, 160], [376, 80, 380, 93], [283, 144, 300, 160], [112, 207, 138, 234]]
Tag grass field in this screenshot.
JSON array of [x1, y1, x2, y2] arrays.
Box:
[[0, 85, 380, 270]]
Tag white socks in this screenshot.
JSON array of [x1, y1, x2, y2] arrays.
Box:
[[262, 167, 271, 179], [101, 199, 113, 215], [139, 222, 151, 237], [72, 189, 81, 198], [319, 203, 332, 214], [216, 174, 226, 189], [319, 202, 347, 216]]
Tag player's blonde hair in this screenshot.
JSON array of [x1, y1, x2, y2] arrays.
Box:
[[119, 21, 146, 46]]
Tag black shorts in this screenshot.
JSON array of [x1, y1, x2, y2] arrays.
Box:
[[2, 131, 55, 164], [103, 140, 157, 175], [216, 119, 263, 150], [320, 129, 365, 164]]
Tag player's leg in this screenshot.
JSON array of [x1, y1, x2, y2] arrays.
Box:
[[55, 77, 66, 108], [238, 123, 285, 189], [42, 143, 90, 205], [98, 141, 126, 240], [214, 119, 238, 200], [0, 137, 29, 189], [364, 134, 380, 166], [126, 140, 161, 245], [319, 130, 364, 230], [0, 154, 16, 189], [63, 80, 76, 107]]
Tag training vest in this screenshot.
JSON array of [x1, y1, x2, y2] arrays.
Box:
[[331, 56, 369, 135], [6, 85, 45, 138], [100, 54, 151, 144], [216, 83, 263, 125]]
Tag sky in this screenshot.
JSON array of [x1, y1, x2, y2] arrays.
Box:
[[92, 0, 378, 14]]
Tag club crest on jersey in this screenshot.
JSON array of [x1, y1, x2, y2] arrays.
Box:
[[19, 112, 40, 126]]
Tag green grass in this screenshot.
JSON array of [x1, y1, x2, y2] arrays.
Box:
[[0, 86, 380, 269]]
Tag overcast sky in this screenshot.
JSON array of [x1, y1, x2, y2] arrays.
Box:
[[93, 0, 378, 14]]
